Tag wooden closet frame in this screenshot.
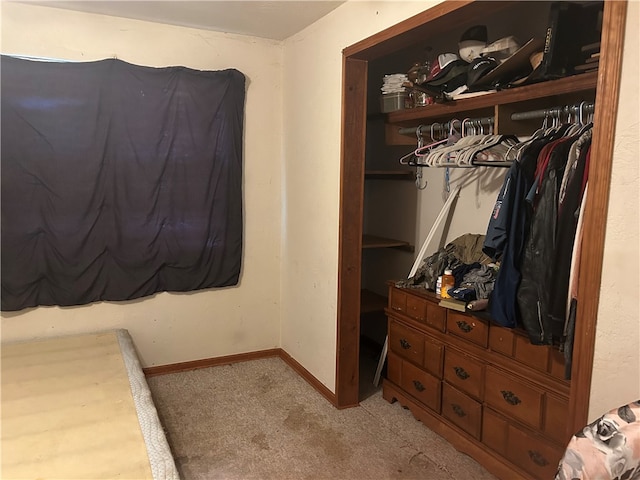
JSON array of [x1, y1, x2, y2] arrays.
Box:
[[335, 0, 628, 440]]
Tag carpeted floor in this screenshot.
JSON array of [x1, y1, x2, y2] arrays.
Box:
[[147, 357, 497, 480]]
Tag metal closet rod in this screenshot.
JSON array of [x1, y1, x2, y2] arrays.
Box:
[[510, 102, 595, 121], [398, 116, 495, 136]]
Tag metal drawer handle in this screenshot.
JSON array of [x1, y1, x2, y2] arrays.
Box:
[[412, 380, 425, 392], [454, 366, 470, 380], [501, 390, 522, 406], [451, 403, 466, 417], [456, 320, 473, 333], [399, 339, 411, 350], [528, 450, 548, 467], [392, 305, 402, 311]]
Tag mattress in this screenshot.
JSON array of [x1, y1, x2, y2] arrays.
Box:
[[1, 329, 180, 480]]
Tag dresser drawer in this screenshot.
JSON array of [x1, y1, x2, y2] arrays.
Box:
[[489, 326, 515, 357], [484, 366, 543, 429], [389, 288, 407, 315], [405, 294, 426, 322], [442, 383, 482, 439], [400, 360, 441, 413], [514, 334, 549, 372], [424, 336, 444, 378], [389, 321, 424, 366], [482, 407, 509, 456], [443, 348, 484, 400], [506, 423, 564, 480], [424, 302, 446, 332], [549, 347, 567, 380], [544, 393, 570, 445], [447, 312, 488, 348]]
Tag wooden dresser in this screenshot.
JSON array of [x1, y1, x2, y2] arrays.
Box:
[[383, 284, 571, 480]]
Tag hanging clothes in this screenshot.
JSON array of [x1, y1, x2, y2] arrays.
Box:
[[517, 134, 579, 344], [547, 129, 592, 339], [483, 118, 593, 346], [482, 128, 566, 328]]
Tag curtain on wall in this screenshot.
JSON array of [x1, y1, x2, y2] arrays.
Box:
[[1, 56, 245, 311]]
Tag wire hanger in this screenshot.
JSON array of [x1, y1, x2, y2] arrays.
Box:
[[414, 125, 428, 189]]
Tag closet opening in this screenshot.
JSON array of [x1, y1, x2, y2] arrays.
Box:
[[335, 0, 626, 458]]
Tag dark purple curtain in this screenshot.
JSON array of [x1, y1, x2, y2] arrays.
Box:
[[1, 56, 245, 311]]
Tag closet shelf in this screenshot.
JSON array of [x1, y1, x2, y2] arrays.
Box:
[[360, 289, 388, 315], [365, 170, 415, 180], [362, 234, 414, 252], [387, 71, 598, 127]]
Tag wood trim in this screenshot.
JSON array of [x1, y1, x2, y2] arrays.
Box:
[[335, 55, 368, 409], [279, 349, 337, 407], [143, 348, 281, 376], [343, 1, 517, 60], [144, 348, 338, 407], [568, 0, 628, 434]]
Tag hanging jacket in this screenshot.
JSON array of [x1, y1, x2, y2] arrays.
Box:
[[547, 130, 592, 338], [517, 136, 576, 344], [483, 135, 550, 328]]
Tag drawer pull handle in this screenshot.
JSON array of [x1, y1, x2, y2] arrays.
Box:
[[528, 450, 548, 467], [451, 403, 466, 417], [501, 390, 522, 406], [392, 306, 402, 311], [456, 320, 473, 333], [412, 380, 425, 392], [454, 366, 470, 380], [399, 339, 411, 350]]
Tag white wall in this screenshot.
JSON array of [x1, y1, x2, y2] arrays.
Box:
[[282, 0, 640, 413], [281, 1, 442, 391], [0, 2, 283, 367]]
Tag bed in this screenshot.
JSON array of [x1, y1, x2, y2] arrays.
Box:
[[1, 329, 180, 480]]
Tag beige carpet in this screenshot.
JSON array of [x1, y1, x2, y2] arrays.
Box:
[[147, 357, 497, 480]]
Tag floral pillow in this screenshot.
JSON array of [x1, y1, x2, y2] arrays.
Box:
[[556, 400, 640, 480]]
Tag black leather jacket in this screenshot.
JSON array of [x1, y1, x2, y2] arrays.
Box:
[[517, 137, 575, 345]]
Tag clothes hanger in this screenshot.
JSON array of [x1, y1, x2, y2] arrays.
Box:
[[399, 124, 426, 166], [429, 117, 501, 167], [426, 119, 476, 167], [414, 123, 450, 166], [414, 125, 428, 189], [503, 110, 553, 163]]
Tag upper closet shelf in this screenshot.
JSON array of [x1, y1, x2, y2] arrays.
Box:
[[386, 72, 597, 127]]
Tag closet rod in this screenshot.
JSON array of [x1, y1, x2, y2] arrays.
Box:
[[510, 102, 595, 121], [398, 116, 495, 136]]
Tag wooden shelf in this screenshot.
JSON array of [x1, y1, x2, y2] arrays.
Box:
[[365, 170, 415, 180], [362, 234, 414, 252], [387, 71, 598, 127], [360, 289, 388, 315]]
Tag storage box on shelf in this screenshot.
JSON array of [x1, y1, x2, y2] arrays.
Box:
[[383, 284, 570, 480]]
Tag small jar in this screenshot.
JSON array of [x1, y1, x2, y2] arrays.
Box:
[[441, 269, 455, 298]]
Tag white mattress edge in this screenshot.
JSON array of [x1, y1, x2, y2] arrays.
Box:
[[116, 329, 181, 480]]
